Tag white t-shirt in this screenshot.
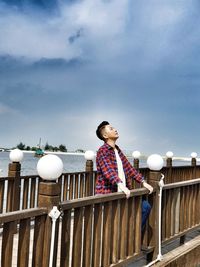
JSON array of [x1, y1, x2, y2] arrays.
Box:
[[114, 148, 126, 192]]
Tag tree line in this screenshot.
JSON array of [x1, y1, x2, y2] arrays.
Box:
[[15, 142, 85, 153], [16, 142, 68, 152]]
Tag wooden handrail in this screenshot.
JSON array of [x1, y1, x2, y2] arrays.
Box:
[[0, 207, 48, 224], [60, 188, 149, 210], [163, 178, 200, 190]]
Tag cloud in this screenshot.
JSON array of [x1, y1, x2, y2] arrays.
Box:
[[0, 0, 200, 155]]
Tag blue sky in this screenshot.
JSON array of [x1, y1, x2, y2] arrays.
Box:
[[0, 0, 200, 156]]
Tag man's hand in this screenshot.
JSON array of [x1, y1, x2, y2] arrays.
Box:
[[118, 183, 131, 199], [142, 181, 153, 194]]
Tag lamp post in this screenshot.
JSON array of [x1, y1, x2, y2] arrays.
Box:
[[191, 152, 197, 167], [166, 151, 173, 168], [7, 149, 23, 212], [84, 150, 95, 196], [37, 154, 63, 267], [165, 151, 173, 183], [132, 150, 141, 169], [191, 152, 197, 180], [146, 154, 164, 264]]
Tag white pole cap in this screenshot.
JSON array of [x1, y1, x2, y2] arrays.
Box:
[[132, 150, 141, 159], [84, 150, 95, 160], [147, 154, 164, 171], [37, 154, 63, 180], [166, 151, 174, 158], [9, 149, 24, 162]]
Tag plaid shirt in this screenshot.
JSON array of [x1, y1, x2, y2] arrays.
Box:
[[95, 143, 144, 194]]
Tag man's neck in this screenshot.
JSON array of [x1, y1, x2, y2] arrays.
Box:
[[106, 139, 116, 149]]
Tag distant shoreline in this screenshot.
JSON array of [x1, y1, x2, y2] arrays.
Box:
[[1, 150, 199, 162]]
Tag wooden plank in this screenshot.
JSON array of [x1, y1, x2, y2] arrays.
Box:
[[82, 205, 93, 267], [165, 189, 172, 238], [0, 207, 47, 224], [161, 190, 166, 240], [179, 187, 185, 233], [119, 198, 128, 260], [69, 174, 74, 200], [60, 188, 147, 211], [92, 203, 103, 267], [175, 188, 180, 234], [134, 196, 142, 254], [72, 207, 83, 267], [102, 201, 112, 267], [6, 180, 14, 212], [171, 189, 176, 236], [74, 174, 79, 199], [63, 174, 68, 201], [17, 218, 31, 266], [127, 197, 135, 256], [0, 180, 5, 213], [32, 214, 46, 267], [111, 200, 120, 264], [60, 210, 71, 267], [79, 173, 84, 198], [30, 178, 36, 208], [1, 221, 15, 267], [23, 179, 29, 209]]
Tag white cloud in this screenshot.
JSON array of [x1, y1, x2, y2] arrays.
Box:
[[0, 102, 18, 115]]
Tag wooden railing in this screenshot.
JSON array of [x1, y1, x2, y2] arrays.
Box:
[[59, 189, 147, 267], [161, 178, 200, 244], [0, 207, 48, 266], [0, 160, 200, 215], [0, 175, 199, 266]]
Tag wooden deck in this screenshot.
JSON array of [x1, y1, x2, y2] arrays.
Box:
[[128, 229, 200, 267]]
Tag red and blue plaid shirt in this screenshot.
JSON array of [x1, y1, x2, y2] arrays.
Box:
[[95, 142, 144, 194]]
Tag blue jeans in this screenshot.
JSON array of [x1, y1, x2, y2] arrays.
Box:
[[142, 200, 151, 231]]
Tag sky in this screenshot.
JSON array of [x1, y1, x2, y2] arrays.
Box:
[[0, 0, 200, 156]]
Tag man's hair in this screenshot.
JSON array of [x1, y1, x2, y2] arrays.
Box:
[[96, 121, 109, 140]]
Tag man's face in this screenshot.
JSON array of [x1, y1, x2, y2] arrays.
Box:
[[102, 125, 119, 140]]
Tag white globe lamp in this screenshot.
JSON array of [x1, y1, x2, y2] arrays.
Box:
[[147, 154, 164, 171], [166, 151, 174, 158], [191, 152, 197, 158], [9, 149, 24, 162], [84, 150, 95, 161], [132, 151, 141, 159], [37, 154, 63, 181]]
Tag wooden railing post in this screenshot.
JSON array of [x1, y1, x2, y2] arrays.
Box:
[[147, 170, 160, 262], [38, 180, 61, 267], [132, 151, 141, 189], [166, 157, 172, 168], [133, 158, 139, 170], [84, 151, 95, 196], [166, 151, 173, 183], [191, 152, 197, 179], [146, 154, 164, 263], [85, 159, 94, 196], [132, 151, 141, 170], [7, 162, 21, 212]]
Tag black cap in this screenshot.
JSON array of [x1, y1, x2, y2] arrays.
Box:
[[96, 121, 109, 140]]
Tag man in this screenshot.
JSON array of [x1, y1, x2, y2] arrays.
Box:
[[95, 121, 153, 230]]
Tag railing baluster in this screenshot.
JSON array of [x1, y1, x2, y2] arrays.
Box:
[[102, 201, 112, 267], [92, 203, 103, 267], [60, 210, 71, 267], [111, 199, 120, 264], [83, 205, 93, 267], [17, 218, 31, 266]]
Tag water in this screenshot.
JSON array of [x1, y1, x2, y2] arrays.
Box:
[[0, 151, 88, 177], [0, 151, 192, 177]]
